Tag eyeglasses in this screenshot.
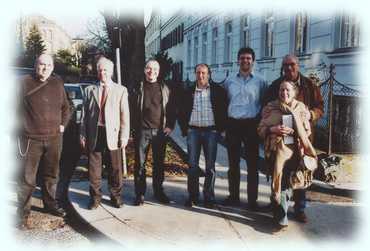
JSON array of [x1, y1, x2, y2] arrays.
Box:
[[282, 63, 298, 68]]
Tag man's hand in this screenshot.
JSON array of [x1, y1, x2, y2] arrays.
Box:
[[270, 125, 294, 136], [80, 136, 86, 149], [60, 125, 65, 133], [163, 127, 172, 136], [118, 139, 127, 149]]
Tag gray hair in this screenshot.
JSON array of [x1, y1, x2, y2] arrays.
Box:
[[97, 57, 114, 74], [282, 54, 299, 65]]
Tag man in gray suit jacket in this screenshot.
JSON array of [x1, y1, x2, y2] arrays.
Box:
[[80, 57, 130, 209]]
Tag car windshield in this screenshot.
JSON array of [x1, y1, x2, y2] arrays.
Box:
[[64, 86, 83, 99]]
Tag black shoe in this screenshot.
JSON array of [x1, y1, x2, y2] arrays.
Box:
[[223, 196, 240, 206], [184, 198, 199, 207], [111, 197, 123, 208], [294, 211, 308, 223], [154, 192, 170, 204], [204, 200, 215, 209], [88, 199, 101, 210], [45, 206, 67, 217], [134, 195, 144, 206], [247, 201, 259, 211]]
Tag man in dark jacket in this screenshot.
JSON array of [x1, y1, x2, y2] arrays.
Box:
[[17, 54, 71, 229], [263, 54, 324, 223], [131, 59, 176, 206], [178, 64, 228, 208]]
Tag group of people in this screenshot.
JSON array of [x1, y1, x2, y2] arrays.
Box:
[[16, 46, 323, 230]]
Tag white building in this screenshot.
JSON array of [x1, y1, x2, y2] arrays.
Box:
[[182, 11, 361, 90], [17, 15, 74, 55], [145, 10, 161, 60]]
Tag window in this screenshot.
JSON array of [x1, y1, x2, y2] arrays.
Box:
[[295, 12, 308, 55], [187, 39, 192, 67], [340, 15, 360, 48], [264, 12, 274, 57], [224, 21, 233, 63], [202, 32, 208, 63], [194, 36, 199, 65], [241, 15, 250, 48], [211, 27, 218, 64]]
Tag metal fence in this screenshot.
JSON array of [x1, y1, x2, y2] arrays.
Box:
[[180, 64, 362, 154], [315, 64, 362, 154]]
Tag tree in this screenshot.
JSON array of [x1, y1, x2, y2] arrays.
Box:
[[153, 51, 173, 82], [56, 49, 75, 67], [24, 24, 46, 67], [102, 9, 145, 92]]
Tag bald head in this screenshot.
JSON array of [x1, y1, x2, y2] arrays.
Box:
[[35, 54, 54, 82]]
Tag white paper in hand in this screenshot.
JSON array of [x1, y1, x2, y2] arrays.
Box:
[[282, 114, 294, 144]]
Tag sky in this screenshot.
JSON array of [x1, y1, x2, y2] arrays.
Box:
[[17, 5, 152, 39]]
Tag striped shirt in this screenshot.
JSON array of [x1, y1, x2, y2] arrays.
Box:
[[189, 85, 215, 127]]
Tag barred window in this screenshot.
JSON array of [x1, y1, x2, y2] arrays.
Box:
[[295, 12, 308, 55], [224, 21, 233, 62], [340, 15, 360, 48], [202, 32, 208, 63], [194, 36, 199, 65], [211, 27, 218, 64], [187, 39, 192, 67], [264, 12, 274, 57], [241, 15, 250, 48]]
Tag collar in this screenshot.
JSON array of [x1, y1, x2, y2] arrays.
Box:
[[237, 71, 254, 79], [195, 82, 210, 91], [99, 79, 113, 87], [284, 73, 301, 86]]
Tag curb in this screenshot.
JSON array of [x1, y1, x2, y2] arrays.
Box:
[[310, 180, 360, 198], [65, 194, 122, 245], [170, 134, 358, 199]]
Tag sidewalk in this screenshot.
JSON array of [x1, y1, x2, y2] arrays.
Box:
[[68, 125, 362, 249]]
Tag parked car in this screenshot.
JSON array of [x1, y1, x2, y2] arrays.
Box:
[[64, 83, 84, 124], [12, 67, 34, 76]]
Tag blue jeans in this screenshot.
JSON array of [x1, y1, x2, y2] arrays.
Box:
[[187, 128, 218, 202], [134, 128, 167, 196]]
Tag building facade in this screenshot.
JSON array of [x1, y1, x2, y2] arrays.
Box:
[[181, 11, 361, 90], [159, 11, 185, 82], [145, 10, 161, 60], [17, 15, 74, 55]]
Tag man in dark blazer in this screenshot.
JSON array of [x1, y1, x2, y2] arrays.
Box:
[[178, 64, 228, 208], [80, 57, 130, 209], [131, 59, 176, 206]]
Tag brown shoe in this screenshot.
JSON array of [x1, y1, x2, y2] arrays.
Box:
[[111, 197, 123, 208], [294, 212, 308, 223], [88, 199, 101, 210], [134, 195, 144, 206], [17, 215, 32, 230]]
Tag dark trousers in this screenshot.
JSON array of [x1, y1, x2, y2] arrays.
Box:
[[134, 128, 167, 196], [17, 135, 62, 217], [226, 118, 259, 203], [187, 127, 218, 202], [56, 122, 81, 206], [88, 126, 122, 201]]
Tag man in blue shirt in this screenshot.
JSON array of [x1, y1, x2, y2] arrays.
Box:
[[223, 47, 268, 210]]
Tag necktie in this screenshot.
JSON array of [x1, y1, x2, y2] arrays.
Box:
[[100, 85, 107, 124]]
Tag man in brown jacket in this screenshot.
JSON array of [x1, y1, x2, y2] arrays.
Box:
[[263, 54, 324, 223], [17, 54, 71, 229]]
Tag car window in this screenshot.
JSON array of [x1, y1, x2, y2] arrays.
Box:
[[64, 86, 83, 99]]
